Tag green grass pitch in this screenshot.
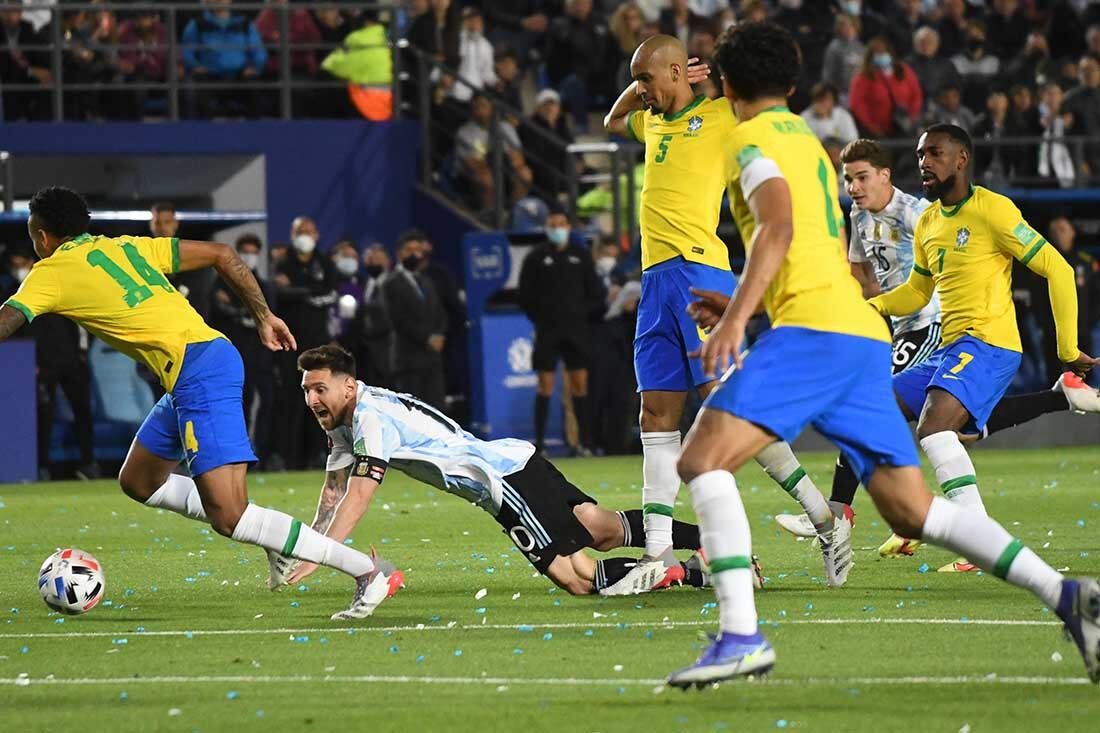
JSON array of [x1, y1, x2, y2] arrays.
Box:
[[1, 448, 1098, 731]]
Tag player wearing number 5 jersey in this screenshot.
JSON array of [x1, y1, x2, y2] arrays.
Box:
[[0, 187, 400, 620]]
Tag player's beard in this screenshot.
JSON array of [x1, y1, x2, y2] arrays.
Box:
[[921, 172, 956, 202]]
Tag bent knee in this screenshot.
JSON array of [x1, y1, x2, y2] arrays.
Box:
[[207, 506, 246, 538], [562, 577, 592, 596], [118, 467, 159, 503], [676, 452, 712, 484]]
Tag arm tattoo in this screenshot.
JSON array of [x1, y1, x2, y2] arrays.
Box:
[[217, 248, 271, 323], [312, 466, 350, 534], [0, 305, 28, 342]]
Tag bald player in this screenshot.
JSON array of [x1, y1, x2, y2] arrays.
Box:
[[601, 35, 839, 595]]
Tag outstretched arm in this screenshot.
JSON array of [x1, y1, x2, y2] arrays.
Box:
[[310, 465, 351, 535], [0, 305, 27, 342], [286, 466, 378, 584]]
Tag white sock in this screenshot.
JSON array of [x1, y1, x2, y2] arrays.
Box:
[[230, 504, 375, 578], [755, 441, 834, 533], [641, 431, 681, 557], [689, 470, 758, 635], [920, 431, 986, 515], [921, 497, 1062, 607], [144, 474, 208, 522]]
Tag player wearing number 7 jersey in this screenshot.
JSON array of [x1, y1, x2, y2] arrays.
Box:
[[0, 187, 401, 620]]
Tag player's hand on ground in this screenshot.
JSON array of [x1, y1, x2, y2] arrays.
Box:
[[695, 315, 746, 379], [686, 287, 730, 329], [286, 561, 319, 585], [1066, 350, 1100, 377], [686, 57, 710, 85], [259, 314, 297, 352]]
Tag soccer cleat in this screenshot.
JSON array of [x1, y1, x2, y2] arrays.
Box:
[[1054, 372, 1100, 414], [819, 516, 853, 587], [667, 631, 776, 689], [1056, 578, 1100, 683], [685, 551, 712, 588], [775, 512, 817, 538], [750, 555, 765, 591], [878, 533, 922, 557], [599, 548, 685, 596], [266, 550, 297, 590], [330, 557, 404, 620], [937, 557, 979, 573]]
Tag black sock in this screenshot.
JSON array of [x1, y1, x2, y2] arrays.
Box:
[[682, 561, 707, 588], [572, 393, 590, 447], [617, 510, 701, 550], [829, 453, 860, 506], [594, 557, 638, 592], [983, 390, 1068, 437], [534, 394, 549, 448]]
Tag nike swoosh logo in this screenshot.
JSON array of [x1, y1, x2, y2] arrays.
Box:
[[942, 374, 961, 380]]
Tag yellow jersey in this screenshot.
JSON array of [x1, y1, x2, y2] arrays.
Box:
[[4, 233, 224, 392], [626, 94, 734, 271], [726, 107, 888, 343]]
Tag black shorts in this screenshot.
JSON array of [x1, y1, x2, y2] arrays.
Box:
[[495, 454, 596, 574], [891, 322, 942, 374], [532, 328, 591, 372]]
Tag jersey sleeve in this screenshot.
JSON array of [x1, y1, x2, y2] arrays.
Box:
[[3, 264, 60, 322], [352, 403, 399, 464], [986, 195, 1047, 264], [326, 431, 354, 471], [735, 144, 785, 200], [625, 109, 646, 144], [130, 236, 180, 274], [847, 209, 868, 263]]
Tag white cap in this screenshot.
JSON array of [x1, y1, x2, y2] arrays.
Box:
[[535, 88, 561, 107]]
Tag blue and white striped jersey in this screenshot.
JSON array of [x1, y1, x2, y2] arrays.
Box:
[[326, 382, 535, 515], [848, 186, 942, 335]]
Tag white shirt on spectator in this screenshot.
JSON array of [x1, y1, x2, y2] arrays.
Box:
[[456, 119, 522, 162], [800, 105, 860, 145], [21, 0, 55, 32], [452, 29, 497, 103]]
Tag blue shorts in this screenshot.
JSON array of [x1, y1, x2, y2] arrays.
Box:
[[892, 335, 1021, 434], [634, 258, 737, 392], [703, 326, 919, 484], [135, 338, 257, 477]]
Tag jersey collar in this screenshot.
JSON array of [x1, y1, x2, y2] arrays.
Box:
[[663, 94, 706, 122], [69, 233, 94, 244], [761, 105, 790, 113], [939, 185, 975, 218]]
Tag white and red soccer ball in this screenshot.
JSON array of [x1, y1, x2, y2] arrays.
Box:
[[38, 548, 106, 615]]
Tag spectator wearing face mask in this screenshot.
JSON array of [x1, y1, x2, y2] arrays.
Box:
[[848, 36, 922, 139], [208, 233, 276, 468], [344, 243, 394, 389], [951, 21, 1000, 112], [329, 239, 363, 342], [518, 210, 605, 455], [151, 202, 215, 321]]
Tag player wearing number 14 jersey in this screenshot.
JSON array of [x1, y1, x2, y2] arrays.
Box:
[[0, 187, 400, 620]]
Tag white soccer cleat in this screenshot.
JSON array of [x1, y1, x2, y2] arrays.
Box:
[[331, 560, 404, 621], [775, 512, 817, 538], [819, 514, 853, 587], [266, 550, 297, 590], [1054, 372, 1100, 414], [599, 549, 685, 596]]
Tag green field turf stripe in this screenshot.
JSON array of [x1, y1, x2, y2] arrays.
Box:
[[708, 555, 752, 573], [642, 503, 674, 517], [940, 475, 976, 493], [282, 519, 302, 556], [993, 538, 1024, 579], [780, 467, 806, 494]]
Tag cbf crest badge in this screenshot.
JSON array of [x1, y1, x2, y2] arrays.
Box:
[[955, 227, 970, 249], [687, 115, 703, 132]]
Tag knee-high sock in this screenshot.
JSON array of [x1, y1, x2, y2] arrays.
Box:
[[594, 557, 637, 592], [641, 431, 681, 556], [689, 470, 757, 635], [534, 394, 550, 448], [144, 474, 208, 522], [230, 504, 375, 578], [983, 390, 1068, 438], [617, 509, 700, 549], [829, 453, 861, 507], [921, 497, 1062, 607], [755, 441, 834, 533], [919, 431, 986, 515]]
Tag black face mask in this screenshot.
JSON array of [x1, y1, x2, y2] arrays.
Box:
[[968, 38, 984, 53], [365, 264, 384, 278], [402, 254, 422, 271]]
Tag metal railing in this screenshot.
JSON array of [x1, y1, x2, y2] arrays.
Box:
[[0, 1, 397, 121], [0, 152, 13, 212]]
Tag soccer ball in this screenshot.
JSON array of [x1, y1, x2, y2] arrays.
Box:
[[38, 548, 106, 615]]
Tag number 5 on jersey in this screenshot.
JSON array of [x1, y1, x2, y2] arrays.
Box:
[[654, 134, 673, 163]]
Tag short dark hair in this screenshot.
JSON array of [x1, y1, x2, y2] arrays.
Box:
[[297, 344, 357, 377], [840, 138, 892, 170], [397, 228, 428, 248], [235, 233, 262, 250], [811, 81, 838, 102], [494, 44, 518, 63], [29, 187, 91, 240], [715, 22, 801, 102], [150, 201, 176, 214], [922, 122, 973, 156]]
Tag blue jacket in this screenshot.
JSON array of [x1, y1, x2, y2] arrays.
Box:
[[181, 11, 267, 77]]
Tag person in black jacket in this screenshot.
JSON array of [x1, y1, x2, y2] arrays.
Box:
[[383, 236, 448, 409], [343, 243, 394, 389], [0, 8, 52, 121], [518, 210, 604, 455]]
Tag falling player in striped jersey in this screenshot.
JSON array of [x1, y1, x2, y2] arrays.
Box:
[[266, 345, 737, 596], [769, 139, 1100, 560]]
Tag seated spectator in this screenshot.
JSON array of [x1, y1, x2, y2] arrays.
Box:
[[56, 5, 120, 119], [951, 21, 1000, 111], [0, 7, 51, 121], [1002, 32, 1054, 91], [906, 26, 961, 102], [545, 0, 612, 131], [823, 14, 864, 103], [658, 0, 705, 48], [972, 90, 1011, 186], [452, 6, 496, 103], [1037, 82, 1075, 188], [1063, 55, 1100, 181], [924, 82, 976, 133], [482, 0, 550, 68], [406, 0, 460, 68], [984, 0, 1029, 60], [884, 0, 927, 57], [838, 0, 888, 44], [255, 0, 322, 78], [609, 2, 645, 89], [848, 36, 923, 138], [934, 0, 970, 59], [117, 8, 168, 83], [489, 45, 522, 111], [801, 82, 860, 145], [455, 91, 533, 212], [181, 0, 267, 118], [773, 0, 835, 109], [521, 88, 575, 200]]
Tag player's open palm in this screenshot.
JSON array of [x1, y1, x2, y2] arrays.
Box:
[[1066, 351, 1100, 377], [687, 287, 730, 329], [697, 315, 745, 379], [259, 314, 297, 352], [686, 57, 710, 85], [286, 561, 319, 585]]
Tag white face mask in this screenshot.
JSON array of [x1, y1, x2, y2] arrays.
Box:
[[14, 266, 30, 283], [596, 256, 616, 276], [293, 234, 317, 254], [335, 257, 359, 277], [239, 252, 260, 271]]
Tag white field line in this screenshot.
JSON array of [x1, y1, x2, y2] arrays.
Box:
[[0, 617, 1060, 640], [0, 673, 1090, 688]]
